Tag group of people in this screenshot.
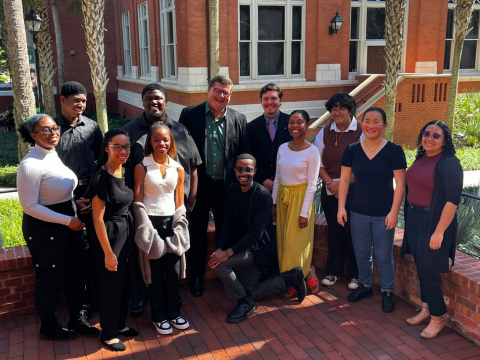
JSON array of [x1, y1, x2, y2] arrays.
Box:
[[16, 75, 463, 351]]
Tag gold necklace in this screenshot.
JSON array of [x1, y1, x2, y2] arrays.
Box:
[[362, 139, 384, 152], [335, 131, 345, 146]]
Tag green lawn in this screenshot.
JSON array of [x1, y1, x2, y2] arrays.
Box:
[[0, 197, 23, 247]]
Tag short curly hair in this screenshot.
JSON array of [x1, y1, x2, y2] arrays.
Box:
[[415, 120, 455, 160], [325, 93, 357, 118]]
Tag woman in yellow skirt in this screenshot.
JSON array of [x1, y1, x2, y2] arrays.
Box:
[[272, 110, 321, 297]]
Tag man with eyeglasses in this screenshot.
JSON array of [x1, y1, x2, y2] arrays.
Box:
[[179, 74, 248, 297], [209, 154, 306, 323], [53, 81, 103, 332]]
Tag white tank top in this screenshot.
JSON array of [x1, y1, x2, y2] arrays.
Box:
[[142, 154, 182, 216]]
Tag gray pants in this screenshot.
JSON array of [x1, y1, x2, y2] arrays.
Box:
[[214, 249, 286, 302]]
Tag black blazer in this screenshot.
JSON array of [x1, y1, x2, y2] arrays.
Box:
[[179, 102, 248, 192], [401, 153, 463, 273], [246, 112, 292, 185], [217, 182, 277, 270]]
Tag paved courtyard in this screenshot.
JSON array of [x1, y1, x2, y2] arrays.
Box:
[[1, 271, 480, 360]]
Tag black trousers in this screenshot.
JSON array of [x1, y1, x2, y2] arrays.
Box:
[[406, 207, 447, 316], [188, 178, 225, 279], [320, 184, 358, 279], [23, 200, 86, 320]]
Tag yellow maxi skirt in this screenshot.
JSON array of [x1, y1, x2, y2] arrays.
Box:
[[276, 182, 315, 277]]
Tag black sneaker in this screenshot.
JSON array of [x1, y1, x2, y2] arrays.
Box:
[[40, 316, 78, 341], [226, 291, 255, 323], [382, 291, 395, 313], [282, 267, 307, 303], [68, 314, 100, 338], [347, 283, 373, 302]]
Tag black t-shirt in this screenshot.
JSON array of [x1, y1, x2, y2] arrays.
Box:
[[236, 187, 252, 237], [341, 141, 406, 216]]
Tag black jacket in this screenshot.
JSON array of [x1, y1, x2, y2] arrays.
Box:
[[246, 112, 292, 185], [217, 182, 277, 271], [179, 102, 248, 193], [401, 153, 463, 273]]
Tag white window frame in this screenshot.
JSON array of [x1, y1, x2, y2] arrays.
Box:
[[160, 0, 178, 80], [444, 4, 480, 73], [350, 0, 408, 75], [138, 2, 151, 78], [122, 11, 132, 76], [238, 0, 306, 80]]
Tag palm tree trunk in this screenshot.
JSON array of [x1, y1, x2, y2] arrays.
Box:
[[3, 0, 37, 160], [50, 0, 66, 89], [35, 0, 57, 117], [81, 0, 108, 134], [210, 0, 219, 78], [0, 13, 11, 75], [383, 0, 405, 141], [446, 0, 476, 131]]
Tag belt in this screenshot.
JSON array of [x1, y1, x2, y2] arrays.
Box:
[[409, 204, 430, 211], [206, 177, 223, 184], [78, 179, 89, 186]]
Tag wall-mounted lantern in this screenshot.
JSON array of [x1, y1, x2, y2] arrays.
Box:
[[329, 10, 343, 35]]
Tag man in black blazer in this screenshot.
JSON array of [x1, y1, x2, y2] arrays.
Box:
[[209, 154, 306, 323], [246, 83, 292, 192], [179, 74, 248, 297]]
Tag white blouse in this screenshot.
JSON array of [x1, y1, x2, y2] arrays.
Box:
[[272, 143, 320, 218], [142, 154, 182, 216]]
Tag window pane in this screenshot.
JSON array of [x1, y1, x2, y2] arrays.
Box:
[[444, 40, 452, 70], [167, 12, 174, 44], [351, 7, 359, 39], [291, 41, 300, 74], [240, 5, 250, 41], [446, 9, 454, 39], [258, 42, 284, 75], [460, 40, 477, 69], [125, 27, 131, 49], [466, 10, 479, 40], [240, 42, 250, 77], [292, 6, 302, 40], [143, 22, 148, 46], [258, 6, 284, 41], [349, 41, 358, 72], [366, 8, 385, 39], [168, 45, 175, 76]]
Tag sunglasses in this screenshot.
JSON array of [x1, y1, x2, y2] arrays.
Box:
[[422, 131, 443, 140], [109, 144, 131, 152], [234, 166, 255, 174]]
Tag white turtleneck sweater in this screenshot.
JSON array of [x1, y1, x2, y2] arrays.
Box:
[[17, 144, 78, 226]]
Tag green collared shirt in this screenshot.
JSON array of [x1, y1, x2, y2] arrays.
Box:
[[205, 101, 226, 179]]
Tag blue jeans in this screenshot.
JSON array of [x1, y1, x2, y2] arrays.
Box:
[[350, 211, 395, 292]]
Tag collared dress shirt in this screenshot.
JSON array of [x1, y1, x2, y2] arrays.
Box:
[[205, 101, 226, 180]]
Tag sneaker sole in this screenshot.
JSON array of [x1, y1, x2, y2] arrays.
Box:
[[40, 333, 78, 341], [154, 322, 173, 335], [169, 321, 190, 330], [321, 280, 336, 286], [348, 284, 359, 290], [226, 307, 256, 323]]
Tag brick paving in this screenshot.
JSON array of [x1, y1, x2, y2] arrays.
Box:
[[1, 270, 479, 360]]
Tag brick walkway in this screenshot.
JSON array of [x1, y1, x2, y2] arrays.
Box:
[[1, 271, 480, 360]]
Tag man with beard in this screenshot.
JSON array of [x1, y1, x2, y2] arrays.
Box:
[[209, 154, 306, 323], [122, 83, 201, 316]]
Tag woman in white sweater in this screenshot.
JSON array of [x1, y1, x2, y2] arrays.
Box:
[[272, 110, 320, 298], [17, 114, 99, 342]]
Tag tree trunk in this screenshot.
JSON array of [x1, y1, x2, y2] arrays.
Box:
[[0, 13, 11, 75], [383, 0, 405, 142], [35, 0, 57, 117], [209, 0, 219, 78], [50, 0, 66, 89], [3, 0, 37, 160], [446, 0, 476, 131], [81, 0, 108, 134]]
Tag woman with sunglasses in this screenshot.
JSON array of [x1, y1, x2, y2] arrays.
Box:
[[402, 121, 462, 339], [272, 110, 320, 298], [90, 129, 138, 351], [17, 114, 99, 342]]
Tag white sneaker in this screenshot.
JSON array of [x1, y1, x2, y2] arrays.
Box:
[[348, 278, 360, 290], [168, 316, 190, 330], [154, 320, 173, 335], [321, 275, 338, 286]]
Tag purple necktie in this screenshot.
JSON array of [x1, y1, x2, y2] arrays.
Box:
[[269, 119, 275, 141]]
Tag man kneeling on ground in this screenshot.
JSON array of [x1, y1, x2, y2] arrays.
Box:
[[209, 154, 306, 323]]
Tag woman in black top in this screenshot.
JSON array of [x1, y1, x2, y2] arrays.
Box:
[[402, 121, 463, 339], [337, 107, 406, 312], [91, 129, 139, 351]]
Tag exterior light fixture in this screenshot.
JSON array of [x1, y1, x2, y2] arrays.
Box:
[[24, 8, 44, 113], [329, 10, 343, 35]]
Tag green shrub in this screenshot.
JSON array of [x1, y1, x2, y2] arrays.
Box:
[[0, 131, 19, 167], [403, 147, 480, 171], [455, 91, 480, 147], [0, 197, 24, 247]]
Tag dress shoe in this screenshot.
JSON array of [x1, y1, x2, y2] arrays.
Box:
[[101, 338, 127, 351], [282, 267, 307, 302], [382, 291, 395, 313], [190, 277, 204, 297], [40, 314, 78, 341], [68, 313, 100, 338], [420, 316, 445, 339], [130, 300, 148, 318], [227, 291, 255, 323], [347, 283, 373, 302]]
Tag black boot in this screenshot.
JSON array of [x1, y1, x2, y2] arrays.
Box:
[[382, 291, 395, 313], [347, 283, 373, 302], [226, 291, 255, 323], [40, 313, 78, 341], [68, 313, 100, 338], [282, 267, 307, 303]]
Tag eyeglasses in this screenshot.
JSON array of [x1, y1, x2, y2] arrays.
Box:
[[212, 87, 231, 97], [235, 166, 255, 174], [33, 126, 61, 135], [422, 131, 443, 140], [109, 144, 131, 152]]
